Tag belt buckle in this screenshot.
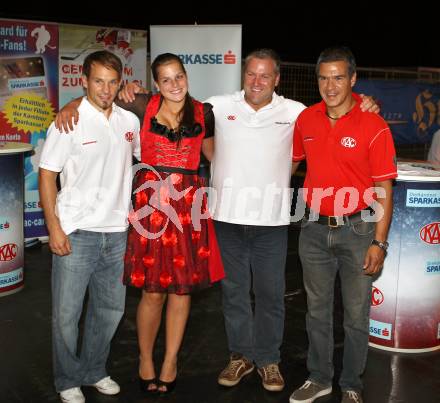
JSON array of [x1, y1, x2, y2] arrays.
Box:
[[328, 216, 339, 228]]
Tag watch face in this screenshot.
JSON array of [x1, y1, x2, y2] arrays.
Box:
[[372, 240, 388, 250]]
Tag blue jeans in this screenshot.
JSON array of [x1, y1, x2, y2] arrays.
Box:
[[52, 229, 127, 392], [214, 221, 287, 367], [299, 216, 374, 392]]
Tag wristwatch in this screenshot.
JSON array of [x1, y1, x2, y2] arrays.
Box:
[[371, 239, 389, 252]]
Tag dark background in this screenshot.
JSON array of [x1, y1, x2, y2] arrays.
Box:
[[0, 2, 438, 68]]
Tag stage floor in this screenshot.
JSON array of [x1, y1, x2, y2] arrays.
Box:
[[1, 227, 439, 403]]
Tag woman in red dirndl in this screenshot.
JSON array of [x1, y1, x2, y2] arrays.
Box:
[[120, 53, 224, 394]]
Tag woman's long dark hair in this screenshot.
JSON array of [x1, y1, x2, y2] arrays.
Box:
[[151, 53, 195, 130]]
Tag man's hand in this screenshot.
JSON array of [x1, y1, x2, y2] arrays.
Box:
[[363, 245, 385, 275], [49, 227, 71, 256], [118, 82, 148, 103], [359, 94, 380, 114], [54, 97, 82, 133]]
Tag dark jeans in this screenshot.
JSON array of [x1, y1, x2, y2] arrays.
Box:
[[214, 221, 288, 367], [299, 216, 375, 392]]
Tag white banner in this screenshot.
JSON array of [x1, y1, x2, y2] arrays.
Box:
[[59, 24, 147, 108], [150, 25, 241, 100]]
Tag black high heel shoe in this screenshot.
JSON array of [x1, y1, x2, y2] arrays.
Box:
[[139, 377, 158, 394], [157, 378, 177, 395]]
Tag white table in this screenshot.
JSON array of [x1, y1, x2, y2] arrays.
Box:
[[369, 162, 440, 352]]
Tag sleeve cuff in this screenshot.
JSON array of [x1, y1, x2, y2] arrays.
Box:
[[39, 162, 62, 172]]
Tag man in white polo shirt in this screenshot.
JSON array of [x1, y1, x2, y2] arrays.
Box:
[[39, 51, 140, 403], [205, 49, 305, 392]]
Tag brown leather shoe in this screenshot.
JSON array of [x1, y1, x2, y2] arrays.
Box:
[[217, 354, 254, 387], [257, 363, 285, 392]]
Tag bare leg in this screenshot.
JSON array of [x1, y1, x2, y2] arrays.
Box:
[[158, 294, 191, 390], [137, 291, 166, 390]]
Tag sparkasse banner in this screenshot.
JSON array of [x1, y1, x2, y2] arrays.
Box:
[[150, 25, 241, 100]]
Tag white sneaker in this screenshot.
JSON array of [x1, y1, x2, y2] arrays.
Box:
[[59, 387, 85, 403], [90, 376, 120, 395]]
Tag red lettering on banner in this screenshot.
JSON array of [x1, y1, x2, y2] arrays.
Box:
[[62, 77, 83, 87], [123, 66, 133, 76], [0, 243, 17, 261], [371, 286, 384, 306], [420, 222, 440, 244], [61, 64, 83, 74]]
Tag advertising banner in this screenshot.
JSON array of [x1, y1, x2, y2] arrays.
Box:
[[0, 19, 58, 239], [355, 79, 440, 145], [370, 163, 440, 352], [0, 149, 27, 295], [59, 24, 147, 108], [150, 25, 241, 100]]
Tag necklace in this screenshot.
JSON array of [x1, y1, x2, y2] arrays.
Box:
[[326, 99, 356, 121], [326, 111, 339, 120]]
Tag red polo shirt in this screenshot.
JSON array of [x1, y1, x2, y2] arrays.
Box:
[[293, 94, 397, 216]]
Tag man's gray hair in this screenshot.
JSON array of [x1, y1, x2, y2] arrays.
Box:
[[315, 46, 357, 78]]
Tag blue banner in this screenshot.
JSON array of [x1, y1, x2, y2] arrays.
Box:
[[355, 79, 440, 145]]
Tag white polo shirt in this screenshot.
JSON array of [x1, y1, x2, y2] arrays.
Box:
[[39, 97, 140, 235], [206, 90, 305, 226]]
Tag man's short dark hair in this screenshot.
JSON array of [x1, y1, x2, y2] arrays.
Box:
[[82, 50, 123, 79], [316, 46, 356, 78], [244, 48, 281, 75]]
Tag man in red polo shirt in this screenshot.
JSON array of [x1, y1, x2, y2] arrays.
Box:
[[289, 46, 397, 403]]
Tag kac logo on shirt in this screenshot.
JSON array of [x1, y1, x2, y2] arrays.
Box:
[[341, 137, 357, 148], [125, 131, 134, 142]]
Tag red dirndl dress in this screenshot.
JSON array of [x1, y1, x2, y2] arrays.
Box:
[[123, 95, 224, 294]]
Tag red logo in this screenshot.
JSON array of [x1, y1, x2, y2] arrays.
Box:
[[371, 286, 384, 306], [420, 222, 440, 244], [382, 328, 390, 337], [227, 115, 236, 120], [0, 243, 17, 261], [223, 50, 236, 64], [125, 131, 134, 142]]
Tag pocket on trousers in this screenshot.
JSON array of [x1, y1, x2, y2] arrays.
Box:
[[300, 217, 312, 229], [350, 220, 375, 236]]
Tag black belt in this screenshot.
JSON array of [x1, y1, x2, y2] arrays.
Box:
[[305, 207, 373, 228], [146, 165, 198, 175]]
